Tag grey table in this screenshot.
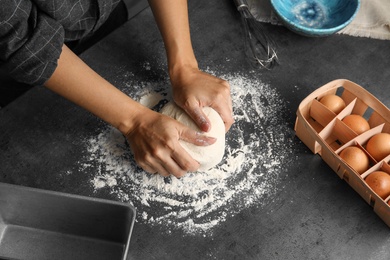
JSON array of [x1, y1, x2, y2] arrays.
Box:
[[1, 1, 390, 259]]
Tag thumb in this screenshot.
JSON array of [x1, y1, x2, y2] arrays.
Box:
[[180, 127, 217, 146]]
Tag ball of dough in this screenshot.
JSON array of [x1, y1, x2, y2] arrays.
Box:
[[160, 102, 225, 171]]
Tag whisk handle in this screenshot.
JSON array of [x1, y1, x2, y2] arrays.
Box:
[[233, 0, 249, 11]]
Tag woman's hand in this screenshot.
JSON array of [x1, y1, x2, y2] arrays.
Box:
[[125, 107, 216, 178], [170, 65, 234, 133], [45, 45, 217, 178], [148, 0, 234, 133]]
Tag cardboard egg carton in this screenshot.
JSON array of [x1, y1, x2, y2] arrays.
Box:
[[294, 79, 390, 227]]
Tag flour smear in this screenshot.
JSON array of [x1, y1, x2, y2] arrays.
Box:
[[80, 71, 295, 235]]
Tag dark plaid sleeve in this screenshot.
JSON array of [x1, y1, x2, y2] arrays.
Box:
[[0, 0, 120, 86]]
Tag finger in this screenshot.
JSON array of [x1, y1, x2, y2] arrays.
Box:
[[209, 92, 234, 132], [184, 105, 211, 132], [137, 153, 171, 177], [170, 144, 200, 174], [138, 161, 160, 175], [181, 129, 217, 146], [187, 100, 234, 133], [148, 147, 193, 178], [153, 163, 171, 177], [217, 80, 234, 131], [164, 155, 190, 178], [216, 102, 234, 132], [148, 147, 190, 178]]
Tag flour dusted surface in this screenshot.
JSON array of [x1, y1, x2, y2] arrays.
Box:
[[80, 71, 295, 235]]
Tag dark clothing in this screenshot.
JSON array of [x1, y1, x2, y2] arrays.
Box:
[[0, 0, 121, 87]]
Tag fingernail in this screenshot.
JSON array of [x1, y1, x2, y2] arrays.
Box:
[[207, 136, 217, 144], [197, 116, 210, 132], [201, 122, 210, 132]]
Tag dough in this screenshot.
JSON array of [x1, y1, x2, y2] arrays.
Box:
[[160, 102, 225, 171]]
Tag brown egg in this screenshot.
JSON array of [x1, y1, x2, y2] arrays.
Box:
[[365, 171, 390, 199], [342, 114, 370, 135], [339, 146, 370, 174], [366, 133, 390, 162], [319, 95, 346, 114]]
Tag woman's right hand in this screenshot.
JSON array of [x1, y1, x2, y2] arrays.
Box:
[[124, 108, 216, 178]]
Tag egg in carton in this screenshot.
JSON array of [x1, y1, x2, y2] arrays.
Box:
[[294, 79, 390, 227]]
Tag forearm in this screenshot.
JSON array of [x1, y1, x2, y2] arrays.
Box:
[[148, 0, 234, 132], [148, 0, 198, 74], [44, 44, 145, 135]]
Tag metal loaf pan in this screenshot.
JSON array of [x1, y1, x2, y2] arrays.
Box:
[[0, 183, 135, 260]]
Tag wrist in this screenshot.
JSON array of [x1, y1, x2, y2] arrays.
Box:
[[117, 102, 149, 136], [166, 38, 198, 78], [169, 59, 199, 87]]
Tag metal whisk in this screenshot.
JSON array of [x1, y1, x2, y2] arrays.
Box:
[[234, 0, 278, 69]]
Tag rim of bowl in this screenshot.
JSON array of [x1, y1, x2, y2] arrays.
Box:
[[270, 0, 361, 34]]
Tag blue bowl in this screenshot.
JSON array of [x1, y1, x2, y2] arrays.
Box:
[[270, 0, 360, 37]]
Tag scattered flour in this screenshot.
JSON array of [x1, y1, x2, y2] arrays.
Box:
[[78, 71, 295, 235], [138, 91, 163, 109]]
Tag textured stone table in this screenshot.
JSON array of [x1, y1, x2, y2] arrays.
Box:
[[1, 1, 390, 259]]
